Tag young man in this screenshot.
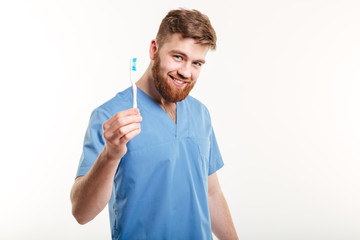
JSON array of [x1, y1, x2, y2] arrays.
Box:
[[71, 9, 238, 239]]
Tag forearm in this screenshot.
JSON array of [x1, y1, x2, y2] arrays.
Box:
[[70, 149, 120, 224], [208, 191, 238, 240]]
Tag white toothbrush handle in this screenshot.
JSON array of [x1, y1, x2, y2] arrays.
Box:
[[132, 79, 137, 109]]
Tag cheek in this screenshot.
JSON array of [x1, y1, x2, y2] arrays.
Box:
[[160, 59, 180, 73], [191, 70, 201, 80]]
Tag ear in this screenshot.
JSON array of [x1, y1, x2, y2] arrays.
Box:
[[149, 39, 158, 60]]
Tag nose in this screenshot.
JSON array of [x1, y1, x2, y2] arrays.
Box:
[[177, 62, 191, 79]]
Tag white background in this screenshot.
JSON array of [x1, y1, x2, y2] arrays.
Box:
[[1, 0, 359, 239]]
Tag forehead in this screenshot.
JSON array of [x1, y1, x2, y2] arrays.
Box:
[[159, 33, 209, 60]]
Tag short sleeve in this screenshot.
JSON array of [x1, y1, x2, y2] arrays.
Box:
[[75, 108, 111, 178], [208, 127, 224, 176]]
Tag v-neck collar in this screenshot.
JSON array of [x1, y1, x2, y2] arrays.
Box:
[[137, 87, 181, 137]]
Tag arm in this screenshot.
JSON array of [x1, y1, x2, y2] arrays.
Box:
[[70, 108, 142, 224], [208, 172, 238, 240]]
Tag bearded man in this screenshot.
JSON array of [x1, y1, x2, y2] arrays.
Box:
[[71, 8, 238, 240]]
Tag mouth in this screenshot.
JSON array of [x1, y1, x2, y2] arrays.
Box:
[[169, 75, 188, 87]]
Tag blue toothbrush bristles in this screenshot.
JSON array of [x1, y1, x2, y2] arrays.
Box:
[[131, 58, 137, 71]]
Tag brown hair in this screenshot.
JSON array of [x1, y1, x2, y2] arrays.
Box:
[[156, 9, 217, 50]]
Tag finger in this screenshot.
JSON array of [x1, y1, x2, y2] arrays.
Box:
[[105, 108, 140, 129], [120, 127, 142, 145], [103, 108, 140, 130], [105, 122, 141, 144], [105, 114, 142, 136]]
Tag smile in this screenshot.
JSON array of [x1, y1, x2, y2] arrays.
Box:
[[169, 75, 187, 87]]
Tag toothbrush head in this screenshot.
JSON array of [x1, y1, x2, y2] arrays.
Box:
[[131, 58, 137, 71]]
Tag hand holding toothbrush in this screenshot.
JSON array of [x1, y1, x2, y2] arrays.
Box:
[[102, 108, 142, 161]]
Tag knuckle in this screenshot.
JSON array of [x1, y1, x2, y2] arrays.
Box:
[[118, 128, 125, 136], [103, 131, 109, 139], [123, 134, 130, 141], [120, 136, 128, 144]]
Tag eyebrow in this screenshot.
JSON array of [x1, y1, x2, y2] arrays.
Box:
[[169, 50, 206, 64]]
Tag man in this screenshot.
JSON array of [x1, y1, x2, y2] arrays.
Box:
[[71, 9, 238, 239]]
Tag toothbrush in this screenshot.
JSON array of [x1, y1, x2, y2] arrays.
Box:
[[130, 58, 137, 108]]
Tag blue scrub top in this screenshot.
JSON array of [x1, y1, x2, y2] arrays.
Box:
[[76, 87, 224, 239]]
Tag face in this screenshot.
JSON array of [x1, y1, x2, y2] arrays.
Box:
[[151, 33, 209, 103]]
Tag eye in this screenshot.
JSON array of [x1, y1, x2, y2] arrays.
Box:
[[193, 62, 202, 67], [174, 55, 183, 61]]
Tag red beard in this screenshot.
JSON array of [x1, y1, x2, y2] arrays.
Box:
[[152, 53, 196, 103]]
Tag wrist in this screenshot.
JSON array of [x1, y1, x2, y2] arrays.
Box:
[[101, 146, 123, 164]]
